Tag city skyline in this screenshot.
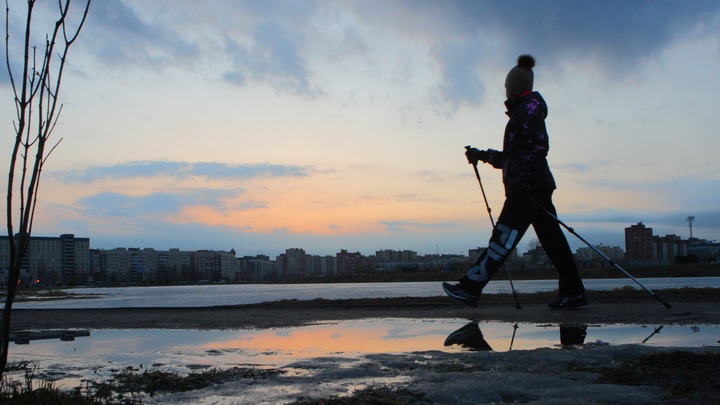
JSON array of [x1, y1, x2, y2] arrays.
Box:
[[26, 217, 704, 260], [6, 225, 707, 287], [2, 1, 719, 258]]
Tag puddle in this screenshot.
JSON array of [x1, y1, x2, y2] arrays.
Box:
[[6, 318, 720, 389]]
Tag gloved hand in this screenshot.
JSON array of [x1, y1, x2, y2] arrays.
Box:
[[465, 147, 490, 165]]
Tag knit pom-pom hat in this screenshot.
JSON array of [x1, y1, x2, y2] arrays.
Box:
[[505, 55, 535, 98]]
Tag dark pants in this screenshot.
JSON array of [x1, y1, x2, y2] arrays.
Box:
[[460, 189, 585, 297]]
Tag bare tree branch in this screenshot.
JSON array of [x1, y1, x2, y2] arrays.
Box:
[[1, 0, 92, 379]]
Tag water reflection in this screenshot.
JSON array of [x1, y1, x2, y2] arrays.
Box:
[[9, 329, 90, 345], [560, 325, 588, 346], [642, 326, 664, 343], [7, 319, 719, 388], [444, 322, 589, 351], [444, 322, 493, 351]]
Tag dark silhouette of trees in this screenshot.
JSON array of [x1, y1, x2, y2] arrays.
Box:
[[1, 0, 91, 378]]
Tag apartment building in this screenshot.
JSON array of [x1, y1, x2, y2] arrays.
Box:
[[625, 222, 654, 261], [92, 248, 238, 284], [0, 234, 90, 286]]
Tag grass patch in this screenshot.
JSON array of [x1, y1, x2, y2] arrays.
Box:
[[1, 361, 113, 404], [92, 366, 284, 398], [2, 361, 284, 404]]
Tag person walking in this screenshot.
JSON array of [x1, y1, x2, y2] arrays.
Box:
[[443, 54, 587, 309]]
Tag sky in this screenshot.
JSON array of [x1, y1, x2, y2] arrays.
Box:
[[1, 0, 719, 258]]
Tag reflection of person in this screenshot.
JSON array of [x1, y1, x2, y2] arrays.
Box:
[[444, 322, 492, 351], [559, 325, 587, 347], [443, 55, 587, 309], [446, 322, 588, 351]]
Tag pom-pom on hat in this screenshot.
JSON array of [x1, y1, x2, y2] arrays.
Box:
[[505, 54, 535, 99]]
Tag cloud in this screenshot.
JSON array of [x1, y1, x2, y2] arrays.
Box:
[[555, 162, 596, 173], [232, 201, 268, 211], [584, 177, 720, 209], [380, 220, 457, 232], [62, 1, 720, 109], [395, 194, 421, 202], [562, 207, 720, 239], [83, 1, 200, 71], [437, 1, 720, 70], [16, 1, 720, 257], [222, 21, 322, 97], [644, 178, 720, 210], [562, 208, 655, 225], [54, 161, 312, 183], [76, 189, 238, 218], [430, 41, 487, 115]]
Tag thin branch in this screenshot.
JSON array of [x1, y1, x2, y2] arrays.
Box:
[[61, 0, 91, 46], [45, 104, 63, 144], [42, 137, 63, 165]]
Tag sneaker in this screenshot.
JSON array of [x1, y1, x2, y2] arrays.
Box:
[[547, 293, 589, 309], [442, 282, 479, 308]]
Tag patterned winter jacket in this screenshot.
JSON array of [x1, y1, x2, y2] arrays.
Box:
[[486, 91, 557, 195]]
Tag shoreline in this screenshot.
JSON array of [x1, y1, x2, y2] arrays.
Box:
[[8, 288, 720, 330]]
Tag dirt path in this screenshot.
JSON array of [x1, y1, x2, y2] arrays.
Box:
[[8, 289, 720, 330]]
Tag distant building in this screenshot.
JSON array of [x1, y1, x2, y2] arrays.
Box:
[[375, 249, 419, 272], [653, 235, 688, 264], [523, 246, 550, 268], [688, 239, 720, 263], [336, 249, 367, 275], [275, 248, 308, 278], [238, 254, 274, 282], [417, 254, 467, 272], [306, 255, 337, 277], [92, 247, 237, 284], [624, 223, 699, 265], [376, 249, 418, 262], [625, 222, 654, 261], [155, 248, 193, 284], [0, 234, 90, 286], [193, 250, 215, 281], [576, 245, 624, 267]]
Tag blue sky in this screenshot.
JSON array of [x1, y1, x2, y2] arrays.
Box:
[[2, 0, 719, 257]]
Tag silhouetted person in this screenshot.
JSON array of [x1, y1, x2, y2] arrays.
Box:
[[443, 55, 587, 309]]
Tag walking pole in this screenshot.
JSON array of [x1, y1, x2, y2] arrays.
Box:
[[642, 326, 664, 343], [465, 147, 521, 309], [525, 197, 672, 309], [508, 323, 519, 351]]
